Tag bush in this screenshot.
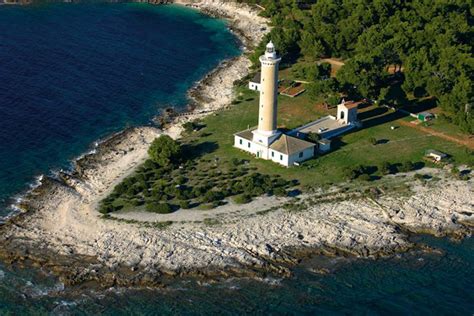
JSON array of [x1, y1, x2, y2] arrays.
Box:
[[399, 161, 414, 172], [342, 167, 358, 180], [306, 132, 321, 143], [148, 135, 181, 167], [99, 203, 115, 214], [202, 190, 224, 203], [379, 162, 392, 175], [176, 176, 187, 185], [273, 187, 288, 197], [183, 121, 198, 134], [369, 137, 377, 145], [179, 200, 191, 209], [358, 174, 372, 181], [414, 173, 425, 181], [145, 202, 173, 214], [129, 198, 144, 207], [231, 157, 242, 166], [233, 194, 252, 204]]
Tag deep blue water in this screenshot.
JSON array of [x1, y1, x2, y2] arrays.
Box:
[[0, 3, 473, 315], [0, 2, 239, 212]]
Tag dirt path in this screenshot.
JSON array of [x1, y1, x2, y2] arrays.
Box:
[[399, 120, 474, 150]]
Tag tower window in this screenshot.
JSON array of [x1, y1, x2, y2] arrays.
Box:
[[271, 151, 274, 157], [280, 154, 283, 161], [299, 152, 303, 158], [239, 139, 242, 145], [248, 142, 251, 148]]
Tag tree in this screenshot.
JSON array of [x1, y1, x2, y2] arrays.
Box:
[[148, 136, 181, 167], [306, 132, 321, 143]]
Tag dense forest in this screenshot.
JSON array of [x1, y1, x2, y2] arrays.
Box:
[[243, 0, 473, 133]]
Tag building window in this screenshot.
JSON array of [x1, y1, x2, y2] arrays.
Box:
[[271, 151, 274, 157], [239, 139, 242, 145], [280, 154, 283, 161], [248, 142, 251, 148], [299, 152, 303, 158]]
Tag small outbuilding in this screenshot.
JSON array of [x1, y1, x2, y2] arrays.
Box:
[[248, 73, 261, 91], [425, 149, 447, 162], [418, 112, 434, 122], [337, 100, 360, 125]]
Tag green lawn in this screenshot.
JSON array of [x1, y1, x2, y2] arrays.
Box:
[[184, 85, 474, 188]]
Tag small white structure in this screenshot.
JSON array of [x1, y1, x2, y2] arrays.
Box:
[[425, 149, 447, 162], [337, 99, 360, 125], [290, 100, 360, 140], [248, 73, 262, 91], [234, 42, 315, 167]]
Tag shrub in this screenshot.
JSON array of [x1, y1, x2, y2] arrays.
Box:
[[148, 135, 181, 167], [176, 176, 187, 185], [273, 187, 287, 197], [369, 137, 377, 145], [379, 162, 392, 175], [202, 190, 224, 203], [399, 161, 414, 172], [306, 132, 321, 143], [358, 174, 372, 181], [233, 194, 252, 204], [183, 121, 198, 134], [414, 173, 425, 181], [231, 157, 242, 166], [99, 203, 115, 214], [179, 200, 191, 209], [129, 198, 144, 207], [342, 167, 358, 180], [145, 202, 173, 214]]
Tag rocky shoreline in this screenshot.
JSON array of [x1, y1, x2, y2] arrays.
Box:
[[0, 0, 472, 290]]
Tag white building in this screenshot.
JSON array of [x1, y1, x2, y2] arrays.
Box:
[[291, 99, 361, 139], [234, 42, 316, 167], [248, 73, 261, 91]]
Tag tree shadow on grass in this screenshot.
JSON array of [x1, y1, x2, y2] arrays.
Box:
[[401, 97, 437, 114], [181, 141, 219, 161], [360, 108, 408, 129], [328, 137, 348, 151]]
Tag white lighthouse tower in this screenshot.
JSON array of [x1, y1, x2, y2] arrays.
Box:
[[252, 41, 282, 146], [233, 42, 316, 166]]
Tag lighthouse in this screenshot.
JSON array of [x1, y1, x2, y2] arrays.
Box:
[[252, 41, 282, 146], [233, 42, 316, 167]]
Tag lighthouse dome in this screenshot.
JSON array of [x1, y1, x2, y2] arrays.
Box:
[[265, 41, 277, 59]]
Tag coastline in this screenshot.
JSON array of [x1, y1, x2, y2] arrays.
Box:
[[0, 0, 472, 290]]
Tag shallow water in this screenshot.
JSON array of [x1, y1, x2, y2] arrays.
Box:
[[0, 2, 239, 213], [0, 236, 472, 314]]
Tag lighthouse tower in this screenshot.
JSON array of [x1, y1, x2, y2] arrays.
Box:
[[252, 41, 282, 146]]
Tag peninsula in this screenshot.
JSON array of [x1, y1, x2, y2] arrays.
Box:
[[0, 0, 472, 289]]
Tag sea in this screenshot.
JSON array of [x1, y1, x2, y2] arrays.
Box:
[[0, 3, 472, 315]]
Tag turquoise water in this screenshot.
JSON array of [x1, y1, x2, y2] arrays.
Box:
[[0, 3, 472, 314], [0, 2, 239, 213]]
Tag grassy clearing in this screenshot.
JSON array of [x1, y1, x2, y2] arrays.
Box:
[[183, 82, 473, 189]]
